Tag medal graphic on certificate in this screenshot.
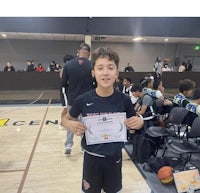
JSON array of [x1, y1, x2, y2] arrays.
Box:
[[82, 113, 127, 145]]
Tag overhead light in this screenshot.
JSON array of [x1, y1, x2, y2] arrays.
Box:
[[2, 34, 7, 37], [164, 38, 169, 42], [132, 37, 144, 41]]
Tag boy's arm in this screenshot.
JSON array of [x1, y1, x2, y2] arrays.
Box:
[[136, 105, 148, 115], [124, 115, 144, 134], [61, 113, 87, 136]]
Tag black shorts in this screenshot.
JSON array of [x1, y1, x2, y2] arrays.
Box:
[[82, 151, 122, 193]]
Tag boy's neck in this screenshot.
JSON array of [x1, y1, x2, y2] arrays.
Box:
[[96, 87, 114, 97]]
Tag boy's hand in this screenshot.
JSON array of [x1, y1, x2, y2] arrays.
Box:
[[124, 116, 144, 132]]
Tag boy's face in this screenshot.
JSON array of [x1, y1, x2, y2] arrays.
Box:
[[123, 79, 131, 87], [132, 91, 141, 98], [184, 90, 193, 97], [92, 57, 118, 89]]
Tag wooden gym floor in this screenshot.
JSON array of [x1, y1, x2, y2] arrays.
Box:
[[0, 101, 151, 193]]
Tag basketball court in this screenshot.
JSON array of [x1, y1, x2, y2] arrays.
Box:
[[0, 99, 151, 193]]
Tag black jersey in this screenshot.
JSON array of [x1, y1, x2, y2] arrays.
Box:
[[61, 57, 93, 106], [69, 89, 136, 157]]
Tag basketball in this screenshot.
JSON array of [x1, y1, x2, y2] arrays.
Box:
[[157, 166, 174, 185]]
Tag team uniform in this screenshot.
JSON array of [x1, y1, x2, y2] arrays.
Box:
[[69, 89, 136, 193], [185, 102, 200, 116], [61, 57, 94, 150], [173, 93, 199, 126], [173, 93, 189, 107]]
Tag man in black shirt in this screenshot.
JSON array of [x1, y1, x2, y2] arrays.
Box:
[[185, 59, 192, 71], [61, 43, 94, 154]]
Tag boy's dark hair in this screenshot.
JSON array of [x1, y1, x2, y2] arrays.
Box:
[[178, 79, 196, 93], [193, 88, 200, 100], [131, 83, 143, 92], [153, 79, 162, 90], [123, 77, 132, 83], [140, 77, 152, 88], [91, 47, 119, 69]]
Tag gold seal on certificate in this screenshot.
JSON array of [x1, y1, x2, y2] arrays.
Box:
[[82, 113, 127, 145]]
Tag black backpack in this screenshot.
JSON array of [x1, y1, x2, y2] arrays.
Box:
[[143, 156, 185, 173], [131, 134, 159, 163]]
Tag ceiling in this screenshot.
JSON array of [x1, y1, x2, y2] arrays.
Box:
[[1, 32, 200, 44]]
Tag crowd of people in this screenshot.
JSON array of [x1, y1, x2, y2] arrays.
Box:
[[3, 59, 63, 73], [2, 55, 193, 75]]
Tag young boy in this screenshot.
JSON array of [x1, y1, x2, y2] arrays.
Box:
[[61, 47, 144, 193], [173, 79, 195, 107]]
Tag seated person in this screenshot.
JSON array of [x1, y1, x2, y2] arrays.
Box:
[[54, 63, 62, 72], [185, 88, 200, 116], [183, 88, 200, 126], [35, 63, 45, 72], [140, 75, 154, 97], [114, 75, 123, 91], [152, 79, 173, 115], [173, 79, 196, 127], [4, 62, 15, 72], [119, 77, 137, 106], [49, 61, 56, 72], [26, 60, 35, 71], [131, 83, 157, 124], [173, 79, 196, 108]]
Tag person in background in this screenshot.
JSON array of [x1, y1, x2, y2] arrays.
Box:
[[35, 63, 45, 72], [61, 43, 94, 155], [61, 47, 143, 193], [173, 79, 196, 108], [185, 59, 192, 71], [114, 75, 123, 91], [141, 75, 154, 96], [152, 79, 172, 105], [4, 62, 15, 72], [131, 83, 156, 132], [154, 56, 163, 79], [178, 62, 186, 72], [54, 63, 62, 72], [152, 78, 173, 115], [185, 88, 200, 116], [124, 62, 134, 72], [59, 56, 75, 130], [49, 61, 56, 72], [120, 77, 138, 105], [26, 60, 35, 71], [162, 59, 171, 72], [120, 77, 132, 97]]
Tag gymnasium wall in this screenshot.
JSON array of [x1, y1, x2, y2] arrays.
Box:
[[1, 39, 200, 72], [0, 71, 200, 90]]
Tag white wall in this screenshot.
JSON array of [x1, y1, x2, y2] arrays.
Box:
[[0, 39, 199, 72]]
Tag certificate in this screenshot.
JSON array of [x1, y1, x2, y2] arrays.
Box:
[[82, 113, 127, 145]]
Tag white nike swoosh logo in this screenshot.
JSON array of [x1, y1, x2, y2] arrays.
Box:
[[86, 103, 94, 106], [116, 159, 121, 164]]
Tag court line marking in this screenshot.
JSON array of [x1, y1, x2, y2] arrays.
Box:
[[17, 98, 52, 193]]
